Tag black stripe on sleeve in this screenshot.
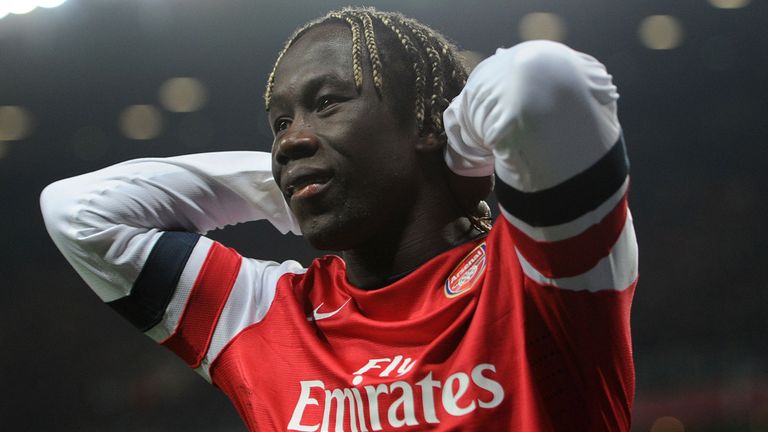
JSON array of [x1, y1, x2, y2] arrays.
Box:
[[495, 135, 629, 227], [107, 231, 200, 332]]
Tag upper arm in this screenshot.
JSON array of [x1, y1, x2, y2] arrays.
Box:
[[445, 40, 637, 292], [486, 42, 635, 292], [40, 152, 303, 380]]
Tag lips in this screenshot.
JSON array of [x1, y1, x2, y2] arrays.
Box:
[[282, 168, 334, 200]]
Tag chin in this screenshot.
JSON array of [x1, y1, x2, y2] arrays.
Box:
[[299, 217, 357, 252], [302, 228, 357, 252], [298, 207, 377, 251]]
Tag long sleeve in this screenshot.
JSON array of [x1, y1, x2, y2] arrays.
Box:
[[40, 151, 304, 380], [444, 39, 637, 430], [41, 151, 299, 301], [444, 40, 637, 293]]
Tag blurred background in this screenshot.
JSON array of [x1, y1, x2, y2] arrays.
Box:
[[1, 0, 766, 430]]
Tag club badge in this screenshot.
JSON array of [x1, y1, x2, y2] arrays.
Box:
[[444, 242, 487, 298]]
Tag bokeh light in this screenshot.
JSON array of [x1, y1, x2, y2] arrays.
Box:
[[639, 15, 684, 50], [708, 0, 751, 9], [7, 0, 37, 15], [158, 77, 208, 113], [37, 0, 67, 7], [119, 105, 163, 140], [0, 106, 33, 141], [518, 12, 567, 42], [0, 0, 67, 18], [650, 416, 685, 432]]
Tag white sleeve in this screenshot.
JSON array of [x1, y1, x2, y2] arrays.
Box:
[[444, 40, 621, 190], [444, 40, 637, 292], [40, 151, 300, 302]]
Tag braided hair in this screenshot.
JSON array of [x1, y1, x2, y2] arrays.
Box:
[[264, 6, 491, 232]]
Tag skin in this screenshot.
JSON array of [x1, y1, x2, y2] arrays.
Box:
[[268, 22, 484, 289]]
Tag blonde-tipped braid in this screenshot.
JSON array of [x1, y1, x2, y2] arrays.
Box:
[[329, 13, 364, 91], [359, 12, 383, 94], [400, 19, 447, 134], [376, 14, 427, 130], [263, 7, 490, 233], [265, 7, 467, 136]]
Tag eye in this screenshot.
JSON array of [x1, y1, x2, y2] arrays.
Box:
[[317, 95, 338, 111], [274, 118, 291, 133]]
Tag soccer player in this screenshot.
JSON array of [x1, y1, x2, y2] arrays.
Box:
[[41, 7, 638, 431]]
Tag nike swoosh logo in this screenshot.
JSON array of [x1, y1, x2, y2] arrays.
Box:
[[308, 299, 351, 321]]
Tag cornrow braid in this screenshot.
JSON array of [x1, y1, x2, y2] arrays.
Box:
[[399, 18, 446, 134], [376, 14, 427, 131], [358, 11, 383, 94], [265, 6, 467, 136], [264, 18, 320, 109], [328, 12, 364, 91], [264, 6, 488, 232]]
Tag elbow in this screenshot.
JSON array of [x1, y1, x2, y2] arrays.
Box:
[[40, 179, 76, 241], [40, 178, 95, 245], [506, 40, 617, 115]]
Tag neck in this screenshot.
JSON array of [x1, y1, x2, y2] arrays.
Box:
[[342, 204, 480, 290]]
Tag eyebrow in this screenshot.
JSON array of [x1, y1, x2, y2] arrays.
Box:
[[268, 73, 353, 112]]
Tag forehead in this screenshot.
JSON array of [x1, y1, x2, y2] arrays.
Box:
[[271, 24, 354, 101]]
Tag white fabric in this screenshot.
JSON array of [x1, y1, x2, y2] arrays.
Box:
[[40, 151, 300, 301], [145, 236, 214, 342], [515, 212, 638, 292], [197, 258, 307, 381], [444, 40, 621, 192]]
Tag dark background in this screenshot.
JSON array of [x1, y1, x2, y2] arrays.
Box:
[[1, 0, 766, 430]]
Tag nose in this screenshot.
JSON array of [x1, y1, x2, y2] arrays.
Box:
[[274, 129, 320, 166]]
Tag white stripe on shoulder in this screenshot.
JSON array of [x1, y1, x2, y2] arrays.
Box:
[[517, 211, 638, 292], [145, 236, 214, 342], [197, 257, 306, 381], [500, 176, 629, 242]]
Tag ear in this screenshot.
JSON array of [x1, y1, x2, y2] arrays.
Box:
[[415, 132, 445, 153]]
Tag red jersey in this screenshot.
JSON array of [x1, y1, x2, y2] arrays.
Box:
[[156, 209, 635, 431], [41, 40, 637, 431]]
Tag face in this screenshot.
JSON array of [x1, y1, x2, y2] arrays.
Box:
[[268, 23, 423, 251]]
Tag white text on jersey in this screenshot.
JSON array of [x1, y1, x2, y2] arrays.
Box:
[[287, 363, 504, 431]]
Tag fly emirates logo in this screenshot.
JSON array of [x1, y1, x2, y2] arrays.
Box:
[[288, 356, 505, 431]]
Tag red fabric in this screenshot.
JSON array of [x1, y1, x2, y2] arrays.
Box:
[[506, 194, 629, 278], [162, 241, 241, 368], [207, 220, 634, 431]]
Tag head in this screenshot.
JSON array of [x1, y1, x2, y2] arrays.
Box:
[[266, 7, 490, 250], [266, 7, 468, 143]]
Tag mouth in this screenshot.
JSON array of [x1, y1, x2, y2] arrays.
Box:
[[283, 169, 334, 201]]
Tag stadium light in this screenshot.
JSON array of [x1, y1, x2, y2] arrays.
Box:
[[638, 15, 684, 50], [518, 12, 567, 42], [37, 0, 68, 7], [0, 0, 67, 20], [0, 106, 34, 141], [709, 0, 751, 8]]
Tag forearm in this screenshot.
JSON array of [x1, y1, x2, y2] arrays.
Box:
[[444, 40, 622, 191], [445, 40, 636, 291], [40, 151, 297, 300]]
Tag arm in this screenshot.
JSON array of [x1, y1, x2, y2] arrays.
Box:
[[444, 40, 637, 429], [444, 40, 637, 292], [40, 151, 302, 378]]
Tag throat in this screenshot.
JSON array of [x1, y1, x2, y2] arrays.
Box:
[[342, 217, 484, 289]]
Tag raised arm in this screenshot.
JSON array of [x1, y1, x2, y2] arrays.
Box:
[[444, 40, 637, 292], [41, 151, 302, 378], [444, 40, 638, 430]]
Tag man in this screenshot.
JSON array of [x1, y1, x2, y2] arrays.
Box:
[[41, 7, 638, 431]]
